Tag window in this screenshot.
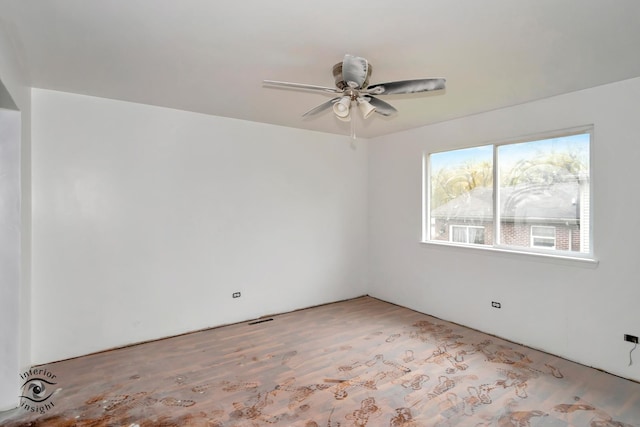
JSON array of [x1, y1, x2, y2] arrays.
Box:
[[425, 129, 591, 258], [531, 226, 556, 249], [451, 225, 485, 244]]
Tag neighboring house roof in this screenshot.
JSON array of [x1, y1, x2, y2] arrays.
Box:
[[431, 181, 581, 223]]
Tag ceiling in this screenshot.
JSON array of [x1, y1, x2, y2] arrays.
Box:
[[1, 0, 640, 139]]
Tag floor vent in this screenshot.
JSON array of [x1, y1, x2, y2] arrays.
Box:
[[248, 318, 274, 325]]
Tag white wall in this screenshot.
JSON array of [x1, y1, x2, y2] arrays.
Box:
[[22, 74, 640, 384], [0, 24, 31, 411], [0, 109, 21, 411], [368, 77, 640, 382], [31, 89, 368, 364]]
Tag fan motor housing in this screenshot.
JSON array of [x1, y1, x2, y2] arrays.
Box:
[[333, 62, 372, 90]]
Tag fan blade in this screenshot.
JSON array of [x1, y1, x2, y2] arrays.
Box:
[[263, 80, 342, 94], [364, 96, 398, 116], [302, 97, 341, 117], [341, 54, 369, 89], [365, 78, 446, 95]]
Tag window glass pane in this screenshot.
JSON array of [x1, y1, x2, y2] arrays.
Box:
[[531, 226, 555, 238], [531, 226, 556, 248], [469, 227, 485, 244], [429, 146, 493, 245], [533, 237, 555, 248], [451, 226, 467, 243], [498, 133, 590, 253]]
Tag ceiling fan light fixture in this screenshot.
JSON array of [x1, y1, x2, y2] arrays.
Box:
[[332, 96, 352, 118], [264, 54, 446, 136], [357, 97, 376, 119]]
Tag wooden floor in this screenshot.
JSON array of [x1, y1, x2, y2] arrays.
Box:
[[2, 296, 639, 426]]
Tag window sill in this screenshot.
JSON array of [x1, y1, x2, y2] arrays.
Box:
[[420, 240, 599, 268]]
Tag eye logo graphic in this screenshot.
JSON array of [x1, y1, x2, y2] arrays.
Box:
[[19, 368, 58, 414], [22, 379, 54, 402]]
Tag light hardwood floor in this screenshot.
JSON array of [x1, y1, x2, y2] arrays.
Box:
[[1, 296, 639, 426]]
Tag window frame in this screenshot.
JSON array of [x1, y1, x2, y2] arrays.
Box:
[[450, 225, 486, 245], [422, 126, 596, 264], [530, 225, 557, 250]]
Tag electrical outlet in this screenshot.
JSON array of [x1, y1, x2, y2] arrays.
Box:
[[232, 292, 241, 299], [624, 334, 639, 344], [491, 301, 501, 309]]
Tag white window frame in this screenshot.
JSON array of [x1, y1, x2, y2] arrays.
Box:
[[450, 225, 485, 245], [530, 225, 556, 249], [422, 126, 595, 264]]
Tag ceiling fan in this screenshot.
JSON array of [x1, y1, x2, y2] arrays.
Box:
[[263, 54, 446, 125]]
